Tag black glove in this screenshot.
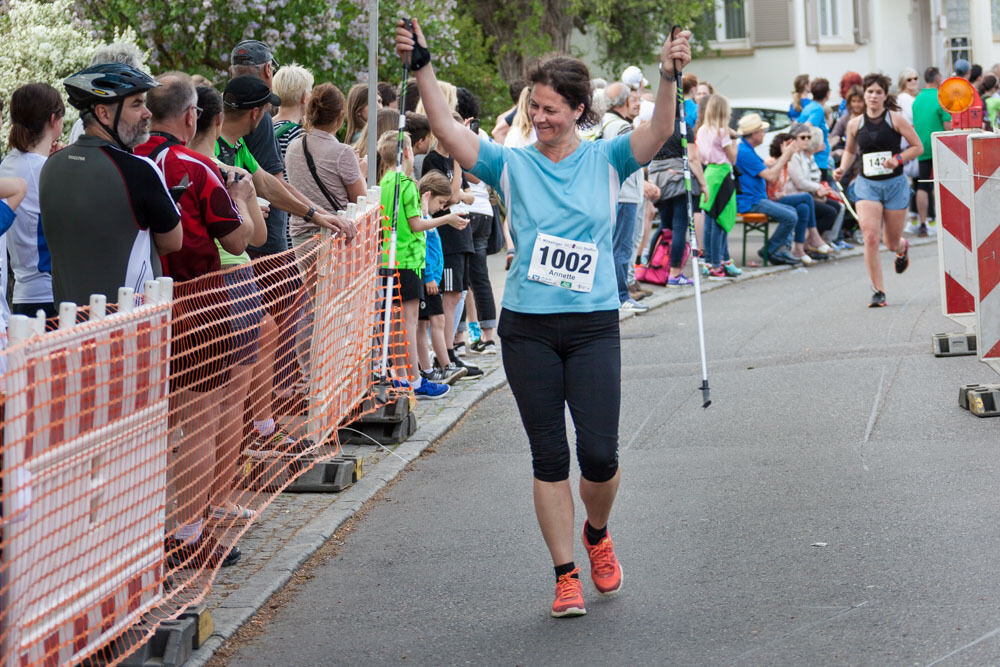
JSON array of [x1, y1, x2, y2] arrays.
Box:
[[404, 18, 431, 71]]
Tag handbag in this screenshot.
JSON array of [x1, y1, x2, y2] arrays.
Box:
[[301, 135, 344, 212], [635, 226, 689, 286], [486, 188, 506, 254]]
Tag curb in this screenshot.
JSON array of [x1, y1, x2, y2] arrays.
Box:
[[187, 232, 935, 664], [186, 366, 510, 666]]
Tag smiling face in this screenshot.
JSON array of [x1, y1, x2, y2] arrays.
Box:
[[529, 83, 582, 147]]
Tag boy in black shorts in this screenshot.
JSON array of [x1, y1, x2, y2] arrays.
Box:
[[417, 172, 467, 384], [421, 136, 483, 378]]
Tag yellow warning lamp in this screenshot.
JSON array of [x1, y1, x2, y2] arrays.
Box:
[[939, 77, 976, 113]]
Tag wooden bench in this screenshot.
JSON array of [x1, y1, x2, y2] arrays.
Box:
[[736, 213, 770, 266]]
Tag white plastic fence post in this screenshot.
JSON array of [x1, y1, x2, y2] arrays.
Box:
[[32, 310, 45, 336], [8, 314, 32, 344], [144, 280, 159, 305], [156, 276, 174, 303], [57, 302, 76, 331], [89, 294, 107, 320], [118, 287, 135, 314]]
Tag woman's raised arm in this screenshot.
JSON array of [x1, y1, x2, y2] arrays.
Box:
[[395, 18, 480, 170]]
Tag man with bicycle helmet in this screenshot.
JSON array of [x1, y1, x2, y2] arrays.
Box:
[[39, 63, 182, 305]]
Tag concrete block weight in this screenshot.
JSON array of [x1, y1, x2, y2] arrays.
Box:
[[285, 456, 358, 493], [933, 332, 978, 356], [339, 410, 417, 446], [964, 385, 1000, 417], [82, 613, 200, 667]]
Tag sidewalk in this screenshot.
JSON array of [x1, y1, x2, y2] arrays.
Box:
[[188, 229, 936, 665]]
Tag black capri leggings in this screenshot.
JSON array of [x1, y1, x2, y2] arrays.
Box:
[[498, 308, 621, 483]]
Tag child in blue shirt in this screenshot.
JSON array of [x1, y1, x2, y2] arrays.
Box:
[[416, 171, 468, 384]]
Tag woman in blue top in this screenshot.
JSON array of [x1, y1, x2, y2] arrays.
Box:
[[396, 18, 691, 618]]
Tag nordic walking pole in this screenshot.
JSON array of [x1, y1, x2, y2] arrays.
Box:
[[671, 24, 711, 408], [378, 20, 413, 381]]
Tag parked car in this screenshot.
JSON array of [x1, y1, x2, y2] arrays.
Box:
[[729, 98, 792, 159]]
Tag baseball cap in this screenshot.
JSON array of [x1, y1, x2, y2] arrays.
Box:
[[223, 75, 281, 109], [621, 65, 649, 90], [230, 40, 279, 68], [954, 58, 971, 76]]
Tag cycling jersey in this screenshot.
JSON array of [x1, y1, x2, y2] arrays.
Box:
[[39, 135, 180, 305], [136, 133, 242, 282]]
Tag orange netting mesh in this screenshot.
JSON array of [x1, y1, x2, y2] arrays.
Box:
[[0, 194, 412, 666]]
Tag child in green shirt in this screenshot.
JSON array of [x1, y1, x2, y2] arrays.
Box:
[[377, 131, 468, 398]]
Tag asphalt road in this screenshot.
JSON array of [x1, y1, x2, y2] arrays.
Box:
[[226, 242, 1000, 666]]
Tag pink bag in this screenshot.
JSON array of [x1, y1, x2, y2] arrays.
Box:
[[636, 228, 689, 286]]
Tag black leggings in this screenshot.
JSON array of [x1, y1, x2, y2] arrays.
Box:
[[498, 308, 621, 483], [468, 213, 497, 327], [814, 199, 840, 234]]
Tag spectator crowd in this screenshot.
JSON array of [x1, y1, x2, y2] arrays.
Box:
[[0, 33, 986, 568]]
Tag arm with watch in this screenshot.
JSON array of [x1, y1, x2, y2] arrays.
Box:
[[882, 113, 923, 170], [250, 168, 357, 242], [629, 32, 693, 165]]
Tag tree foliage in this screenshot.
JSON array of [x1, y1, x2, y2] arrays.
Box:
[[0, 0, 146, 138], [571, 0, 717, 73], [65, 0, 716, 123]]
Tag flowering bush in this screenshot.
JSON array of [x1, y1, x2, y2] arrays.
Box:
[[73, 0, 462, 88], [0, 0, 145, 140]]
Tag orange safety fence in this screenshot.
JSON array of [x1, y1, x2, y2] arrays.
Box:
[[0, 190, 412, 666]]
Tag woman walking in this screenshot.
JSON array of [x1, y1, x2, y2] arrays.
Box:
[[396, 18, 691, 617], [834, 73, 922, 307]]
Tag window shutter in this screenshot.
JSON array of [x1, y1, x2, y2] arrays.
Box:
[[853, 0, 871, 44], [750, 0, 795, 47], [804, 0, 819, 45]]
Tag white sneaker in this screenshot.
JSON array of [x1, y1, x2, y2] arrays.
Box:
[[620, 298, 649, 313], [926, 220, 937, 236], [904, 223, 921, 235]]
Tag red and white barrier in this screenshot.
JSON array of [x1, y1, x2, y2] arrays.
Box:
[[969, 134, 1000, 376], [307, 191, 382, 443], [2, 279, 172, 666], [933, 131, 979, 330]]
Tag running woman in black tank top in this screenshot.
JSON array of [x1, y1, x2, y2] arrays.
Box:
[[834, 73, 923, 308]]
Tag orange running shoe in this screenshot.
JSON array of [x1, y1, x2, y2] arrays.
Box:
[[551, 568, 586, 618], [582, 525, 623, 595]]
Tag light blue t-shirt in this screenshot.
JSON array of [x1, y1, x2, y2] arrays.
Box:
[[471, 134, 641, 314]]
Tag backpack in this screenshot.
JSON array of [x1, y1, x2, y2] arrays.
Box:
[[635, 226, 689, 286]]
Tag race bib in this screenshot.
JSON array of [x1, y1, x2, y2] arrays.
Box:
[[527, 233, 598, 293], [862, 151, 893, 177]]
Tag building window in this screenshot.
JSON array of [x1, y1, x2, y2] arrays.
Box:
[[723, 0, 747, 40], [949, 36, 970, 68], [703, 0, 748, 42], [819, 0, 839, 37]]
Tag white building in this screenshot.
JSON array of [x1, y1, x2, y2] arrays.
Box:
[[580, 0, 1000, 101]]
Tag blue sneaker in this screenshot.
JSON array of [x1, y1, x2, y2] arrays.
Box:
[[391, 378, 410, 389], [468, 321, 482, 344], [414, 379, 450, 399], [667, 274, 694, 287], [721, 261, 742, 277]]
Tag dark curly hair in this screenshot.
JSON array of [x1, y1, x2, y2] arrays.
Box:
[[527, 55, 598, 127], [862, 73, 900, 111]]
